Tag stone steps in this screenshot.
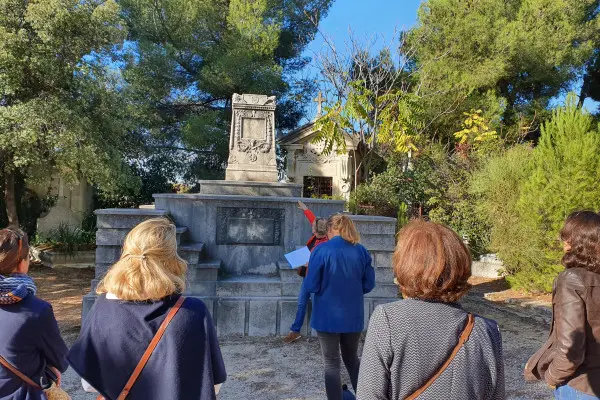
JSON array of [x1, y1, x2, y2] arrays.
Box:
[[179, 242, 205, 264], [216, 275, 282, 297], [187, 259, 221, 281], [360, 233, 396, 252], [96, 226, 188, 246]]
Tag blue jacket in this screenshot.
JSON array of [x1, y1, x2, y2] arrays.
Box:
[[68, 294, 227, 400], [0, 295, 69, 400], [304, 235, 375, 333]]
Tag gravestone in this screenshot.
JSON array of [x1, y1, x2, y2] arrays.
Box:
[[225, 93, 278, 182]]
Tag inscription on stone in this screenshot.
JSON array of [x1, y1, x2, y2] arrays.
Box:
[[242, 117, 266, 140], [217, 207, 284, 246]]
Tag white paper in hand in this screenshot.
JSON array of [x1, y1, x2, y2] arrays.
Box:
[[284, 246, 311, 268]]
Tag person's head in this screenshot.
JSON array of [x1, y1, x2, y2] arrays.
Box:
[[0, 229, 30, 275], [560, 210, 600, 273], [97, 218, 187, 301], [312, 218, 328, 239], [393, 220, 472, 302], [326, 214, 360, 244]]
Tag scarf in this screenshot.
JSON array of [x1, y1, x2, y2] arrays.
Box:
[[0, 274, 37, 305]]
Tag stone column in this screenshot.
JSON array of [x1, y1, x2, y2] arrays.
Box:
[[225, 93, 278, 182]]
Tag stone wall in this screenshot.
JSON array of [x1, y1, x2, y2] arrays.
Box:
[[86, 198, 400, 337]]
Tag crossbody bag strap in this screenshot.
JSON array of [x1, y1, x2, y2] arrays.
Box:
[[405, 313, 475, 400], [98, 295, 186, 400], [0, 355, 42, 389]]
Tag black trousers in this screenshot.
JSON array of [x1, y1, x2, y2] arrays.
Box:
[[316, 331, 362, 400]]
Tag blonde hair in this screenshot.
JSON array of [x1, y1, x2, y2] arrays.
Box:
[[97, 218, 187, 301], [327, 214, 360, 244]]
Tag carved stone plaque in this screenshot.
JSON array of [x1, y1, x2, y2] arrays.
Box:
[[217, 207, 284, 246], [225, 93, 279, 182], [242, 117, 266, 140]]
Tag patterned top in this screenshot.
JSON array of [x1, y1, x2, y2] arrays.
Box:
[[357, 299, 505, 400]]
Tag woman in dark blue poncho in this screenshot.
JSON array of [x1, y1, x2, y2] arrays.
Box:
[[0, 229, 69, 400], [68, 218, 226, 400]]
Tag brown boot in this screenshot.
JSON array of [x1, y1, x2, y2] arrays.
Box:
[[284, 331, 302, 344]]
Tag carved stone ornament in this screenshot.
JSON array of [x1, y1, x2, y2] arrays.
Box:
[[232, 110, 273, 163], [232, 93, 276, 107], [298, 140, 337, 163]]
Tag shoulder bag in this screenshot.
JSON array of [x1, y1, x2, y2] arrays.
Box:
[[405, 313, 475, 400], [96, 295, 186, 400], [0, 356, 71, 400]]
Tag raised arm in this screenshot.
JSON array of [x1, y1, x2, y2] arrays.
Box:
[[297, 201, 316, 224]]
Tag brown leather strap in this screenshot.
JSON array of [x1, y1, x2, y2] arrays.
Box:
[[0, 355, 42, 389], [405, 313, 475, 400], [98, 296, 186, 400]]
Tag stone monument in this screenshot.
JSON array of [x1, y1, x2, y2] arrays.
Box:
[[85, 93, 400, 338], [225, 93, 278, 182]]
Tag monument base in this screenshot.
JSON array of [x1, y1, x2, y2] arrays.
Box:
[[199, 180, 303, 197], [225, 167, 278, 182]]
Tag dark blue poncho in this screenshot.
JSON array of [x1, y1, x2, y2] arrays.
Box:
[[68, 294, 226, 400]]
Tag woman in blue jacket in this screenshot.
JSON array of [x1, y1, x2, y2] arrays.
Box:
[[304, 214, 375, 400], [0, 229, 69, 400]]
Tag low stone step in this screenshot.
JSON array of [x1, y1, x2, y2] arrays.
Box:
[[216, 275, 282, 297], [375, 267, 395, 284], [277, 260, 303, 282], [179, 242, 204, 264], [188, 259, 221, 281], [351, 216, 397, 235], [95, 208, 168, 229], [185, 280, 217, 296], [96, 226, 188, 246], [370, 250, 393, 269], [175, 227, 188, 244], [365, 283, 400, 298], [360, 234, 396, 252]]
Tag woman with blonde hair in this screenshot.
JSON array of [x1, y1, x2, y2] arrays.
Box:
[[357, 220, 504, 399], [68, 218, 226, 400], [304, 214, 375, 400]]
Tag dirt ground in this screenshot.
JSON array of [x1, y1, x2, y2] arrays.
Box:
[[31, 267, 553, 400]]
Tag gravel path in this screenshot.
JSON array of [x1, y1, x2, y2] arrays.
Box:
[[59, 293, 552, 400]]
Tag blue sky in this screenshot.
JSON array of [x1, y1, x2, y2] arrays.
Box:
[[305, 0, 421, 56], [300, 1, 422, 120], [298, 0, 597, 118]]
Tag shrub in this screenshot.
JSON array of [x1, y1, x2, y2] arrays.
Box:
[[33, 223, 96, 254], [474, 95, 600, 292], [471, 145, 538, 276]]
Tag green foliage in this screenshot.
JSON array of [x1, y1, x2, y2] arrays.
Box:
[[314, 81, 424, 157], [0, 0, 138, 225], [408, 0, 598, 138], [120, 0, 334, 179], [424, 144, 493, 257], [473, 95, 600, 292], [454, 110, 497, 146], [471, 145, 536, 276], [33, 222, 96, 254]]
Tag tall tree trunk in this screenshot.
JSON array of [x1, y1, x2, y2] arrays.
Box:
[[579, 73, 589, 107], [4, 171, 19, 228]]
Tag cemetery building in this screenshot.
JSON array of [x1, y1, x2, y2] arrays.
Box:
[[278, 121, 359, 200]]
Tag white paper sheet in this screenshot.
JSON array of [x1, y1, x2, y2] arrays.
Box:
[[284, 246, 311, 268]]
